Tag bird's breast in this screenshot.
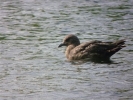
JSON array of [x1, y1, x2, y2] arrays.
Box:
[[65, 45, 75, 60]]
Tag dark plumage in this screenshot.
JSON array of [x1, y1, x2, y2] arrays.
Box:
[[58, 34, 126, 61]]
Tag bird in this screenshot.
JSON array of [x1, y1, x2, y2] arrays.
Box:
[[58, 34, 126, 62]]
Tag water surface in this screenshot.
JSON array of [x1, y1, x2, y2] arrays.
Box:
[[0, 0, 133, 100]]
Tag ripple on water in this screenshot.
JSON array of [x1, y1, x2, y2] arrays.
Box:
[[0, 0, 133, 100]]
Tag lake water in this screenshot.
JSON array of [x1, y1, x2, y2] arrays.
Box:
[[0, 0, 133, 100]]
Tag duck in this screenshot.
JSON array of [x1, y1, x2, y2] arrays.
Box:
[[58, 34, 126, 61]]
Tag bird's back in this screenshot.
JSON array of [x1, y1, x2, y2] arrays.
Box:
[[68, 40, 125, 60]]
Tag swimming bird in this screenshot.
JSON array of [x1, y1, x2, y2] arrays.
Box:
[[58, 34, 125, 61]]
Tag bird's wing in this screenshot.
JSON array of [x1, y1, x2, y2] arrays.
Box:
[[70, 40, 109, 59], [71, 39, 125, 60]]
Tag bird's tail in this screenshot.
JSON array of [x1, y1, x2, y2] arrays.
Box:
[[107, 39, 126, 57], [114, 39, 126, 47]]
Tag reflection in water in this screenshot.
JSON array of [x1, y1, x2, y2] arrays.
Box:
[[0, 0, 133, 100], [70, 58, 114, 65]]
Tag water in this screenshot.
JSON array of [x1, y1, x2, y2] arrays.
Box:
[[0, 0, 133, 100]]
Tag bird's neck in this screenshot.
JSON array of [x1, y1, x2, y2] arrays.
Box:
[[65, 44, 77, 59]]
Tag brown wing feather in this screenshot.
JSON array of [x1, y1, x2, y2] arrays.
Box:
[[70, 40, 125, 60], [70, 40, 102, 59]]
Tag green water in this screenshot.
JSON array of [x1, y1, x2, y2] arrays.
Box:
[[0, 0, 133, 100]]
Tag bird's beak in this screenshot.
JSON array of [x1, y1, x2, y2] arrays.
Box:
[[58, 43, 66, 48]]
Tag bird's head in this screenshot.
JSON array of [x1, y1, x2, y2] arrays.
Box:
[[58, 34, 80, 47]]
